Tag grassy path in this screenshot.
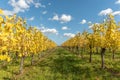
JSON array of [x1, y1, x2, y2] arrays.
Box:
[[1, 47, 120, 80]]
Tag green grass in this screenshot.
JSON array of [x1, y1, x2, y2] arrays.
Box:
[[0, 47, 120, 80]]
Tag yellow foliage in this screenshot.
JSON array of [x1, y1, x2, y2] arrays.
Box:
[[0, 9, 3, 14], [0, 9, 56, 62]]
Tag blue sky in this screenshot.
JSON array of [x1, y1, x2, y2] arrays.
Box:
[[0, 0, 120, 45]]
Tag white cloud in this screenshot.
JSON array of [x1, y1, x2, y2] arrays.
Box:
[[89, 24, 94, 29], [41, 28, 58, 34], [88, 21, 92, 24], [51, 14, 59, 21], [60, 14, 72, 23], [26, 0, 34, 4], [4, 0, 30, 15], [99, 8, 120, 16], [50, 14, 72, 23], [115, 0, 120, 4], [3, 0, 45, 15], [34, 3, 46, 8], [112, 11, 120, 16], [42, 11, 47, 14], [38, 25, 58, 35], [80, 19, 86, 24], [63, 33, 75, 38], [99, 8, 113, 16], [28, 17, 34, 21], [17, 0, 30, 9], [48, 3, 51, 6], [62, 26, 69, 30], [3, 10, 14, 15]]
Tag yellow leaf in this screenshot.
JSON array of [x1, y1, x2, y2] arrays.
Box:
[[0, 9, 3, 14], [1, 46, 7, 51], [2, 37, 8, 41], [0, 16, 3, 22], [19, 54, 22, 57]]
